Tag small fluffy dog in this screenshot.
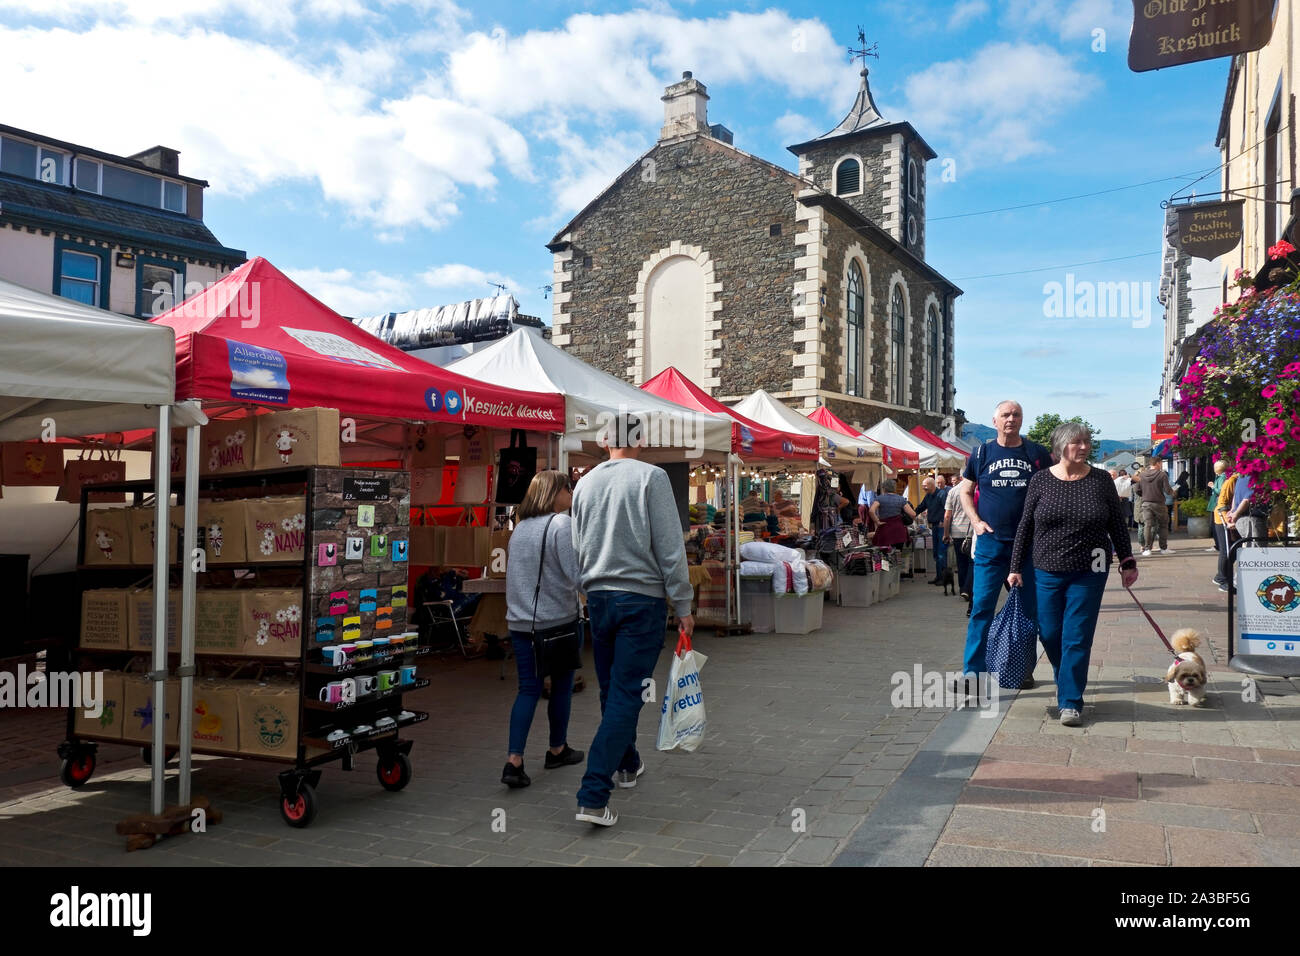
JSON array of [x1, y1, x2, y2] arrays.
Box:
[[1165, 629, 1208, 706]]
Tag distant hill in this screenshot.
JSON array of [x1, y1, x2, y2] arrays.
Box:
[[963, 423, 1146, 456]]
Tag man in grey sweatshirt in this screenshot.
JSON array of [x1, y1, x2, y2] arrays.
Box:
[[572, 415, 694, 827]]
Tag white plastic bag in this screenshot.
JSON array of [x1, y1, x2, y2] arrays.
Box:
[[739, 541, 802, 564], [740, 561, 778, 577], [656, 632, 707, 753]]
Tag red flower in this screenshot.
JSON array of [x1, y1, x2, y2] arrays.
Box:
[[1269, 478, 1288, 492], [1268, 239, 1296, 259]]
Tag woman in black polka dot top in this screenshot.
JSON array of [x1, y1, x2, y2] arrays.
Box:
[[1007, 423, 1138, 728]]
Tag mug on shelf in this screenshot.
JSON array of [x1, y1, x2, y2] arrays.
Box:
[[399, 665, 417, 686], [377, 670, 400, 691], [321, 645, 352, 666], [319, 679, 356, 704], [354, 675, 377, 697]]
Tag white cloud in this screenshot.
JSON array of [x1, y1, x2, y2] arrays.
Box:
[[902, 43, 1099, 167], [421, 264, 522, 293], [286, 266, 415, 317], [948, 0, 990, 30], [0, 23, 530, 231], [773, 111, 819, 144], [1000, 0, 1129, 41]]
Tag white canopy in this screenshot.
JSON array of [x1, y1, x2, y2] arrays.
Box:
[[0, 277, 205, 441], [445, 328, 734, 460], [862, 417, 965, 470], [730, 389, 882, 467]]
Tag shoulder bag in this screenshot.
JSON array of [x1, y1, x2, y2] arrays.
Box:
[[530, 514, 584, 678]]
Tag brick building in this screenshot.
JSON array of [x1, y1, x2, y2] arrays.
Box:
[[546, 70, 961, 432]]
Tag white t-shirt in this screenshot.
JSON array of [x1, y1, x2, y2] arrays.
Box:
[[1114, 475, 1132, 499]]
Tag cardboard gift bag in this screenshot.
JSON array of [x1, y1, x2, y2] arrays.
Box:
[[236, 680, 300, 758], [487, 529, 511, 578], [80, 590, 129, 649], [406, 427, 444, 469], [199, 418, 255, 476], [410, 524, 445, 565], [73, 671, 124, 741], [410, 467, 444, 505], [254, 407, 341, 471], [240, 589, 303, 657], [1, 442, 63, 486], [195, 590, 244, 653], [443, 526, 489, 566], [191, 679, 241, 754], [121, 674, 180, 746], [128, 506, 182, 565], [82, 508, 131, 566], [57, 454, 127, 503], [245, 496, 307, 563], [197, 499, 248, 565], [127, 589, 181, 652]]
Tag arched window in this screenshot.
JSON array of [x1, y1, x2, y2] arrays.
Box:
[[835, 157, 861, 196], [890, 285, 906, 406], [845, 261, 864, 396], [908, 158, 918, 200], [926, 306, 939, 411]]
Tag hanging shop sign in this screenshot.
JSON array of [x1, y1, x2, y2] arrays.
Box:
[[1176, 199, 1244, 261], [1129, 0, 1276, 72]]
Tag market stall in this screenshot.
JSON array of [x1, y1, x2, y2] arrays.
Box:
[[52, 257, 567, 831], [0, 276, 206, 824]]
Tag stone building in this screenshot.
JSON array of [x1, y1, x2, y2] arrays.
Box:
[[546, 70, 961, 432]]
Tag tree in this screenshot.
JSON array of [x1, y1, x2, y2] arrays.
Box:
[[1027, 413, 1102, 462]]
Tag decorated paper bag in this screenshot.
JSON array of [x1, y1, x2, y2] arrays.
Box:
[[191, 679, 241, 754], [82, 508, 131, 566], [73, 671, 124, 740], [127, 588, 181, 652], [1, 442, 63, 486], [128, 506, 182, 565], [240, 589, 303, 657], [254, 407, 341, 470], [121, 674, 181, 746], [195, 590, 244, 653], [236, 680, 300, 758], [410, 524, 445, 565], [443, 526, 489, 566], [200, 418, 255, 476], [57, 455, 127, 503], [410, 467, 444, 505], [245, 496, 307, 563], [198, 499, 248, 565], [80, 589, 129, 649]]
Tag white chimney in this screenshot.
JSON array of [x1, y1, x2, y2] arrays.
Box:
[[660, 71, 709, 140]]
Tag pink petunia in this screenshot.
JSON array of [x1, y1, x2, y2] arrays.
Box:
[[1203, 406, 1223, 418], [1269, 478, 1288, 492], [1266, 418, 1287, 436], [1263, 384, 1278, 398]]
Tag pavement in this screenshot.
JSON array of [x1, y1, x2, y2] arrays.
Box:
[[0, 531, 1296, 866]]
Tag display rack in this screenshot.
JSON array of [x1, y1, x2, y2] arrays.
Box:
[[57, 466, 427, 827]]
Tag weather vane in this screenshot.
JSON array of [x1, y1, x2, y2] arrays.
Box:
[[847, 27, 878, 70]]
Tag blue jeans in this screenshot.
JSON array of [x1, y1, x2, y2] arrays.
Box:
[[1035, 569, 1108, 711], [576, 591, 667, 809], [963, 535, 1036, 675], [508, 630, 576, 756], [932, 524, 947, 575]]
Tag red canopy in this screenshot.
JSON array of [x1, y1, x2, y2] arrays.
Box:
[[910, 425, 968, 460], [641, 367, 818, 461], [150, 257, 564, 431], [807, 405, 919, 469]]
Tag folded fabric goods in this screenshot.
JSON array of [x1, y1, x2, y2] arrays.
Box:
[[698, 560, 730, 620], [740, 541, 803, 564], [740, 561, 779, 577], [805, 559, 834, 591]]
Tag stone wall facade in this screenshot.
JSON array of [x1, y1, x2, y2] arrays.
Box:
[[797, 138, 889, 230]]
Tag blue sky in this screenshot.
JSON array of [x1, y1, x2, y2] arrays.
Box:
[[0, 0, 1232, 442]]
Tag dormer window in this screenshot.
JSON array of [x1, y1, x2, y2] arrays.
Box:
[[834, 156, 862, 197], [907, 157, 918, 200]]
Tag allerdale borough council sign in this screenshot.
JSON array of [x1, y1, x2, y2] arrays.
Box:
[[1177, 199, 1245, 261], [1129, 0, 1275, 72]]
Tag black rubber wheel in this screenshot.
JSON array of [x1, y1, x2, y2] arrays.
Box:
[[376, 753, 412, 792], [60, 752, 96, 789], [280, 782, 318, 828]]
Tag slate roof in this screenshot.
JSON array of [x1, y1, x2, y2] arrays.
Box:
[[0, 174, 244, 264]]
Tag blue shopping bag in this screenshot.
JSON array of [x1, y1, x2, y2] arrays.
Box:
[[986, 586, 1038, 690]]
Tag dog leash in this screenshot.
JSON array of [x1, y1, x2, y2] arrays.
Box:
[[1123, 585, 1182, 664]]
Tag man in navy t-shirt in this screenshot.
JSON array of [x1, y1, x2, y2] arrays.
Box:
[[956, 400, 1053, 684]]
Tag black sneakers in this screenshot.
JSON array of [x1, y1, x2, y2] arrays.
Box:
[[544, 745, 585, 769], [501, 762, 531, 788]]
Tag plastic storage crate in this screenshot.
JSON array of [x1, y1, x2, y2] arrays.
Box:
[[740, 576, 775, 634], [882, 566, 901, 599], [773, 590, 825, 634], [838, 572, 878, 607]]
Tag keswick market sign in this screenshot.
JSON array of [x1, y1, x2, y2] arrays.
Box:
[[1177, 199, 1245, 260], [1129, 0, 1276, 72]]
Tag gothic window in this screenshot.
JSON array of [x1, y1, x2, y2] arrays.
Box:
[[907, 157, 918, 200], [926, 305, 939, 412], [890, 285, 906, 406], [846, 261, 865, 397], [834, 157, 861, 197]]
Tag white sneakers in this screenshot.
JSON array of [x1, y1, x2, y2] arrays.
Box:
[[575, 804, 617, 826], [1141, 549, 1152, 557]]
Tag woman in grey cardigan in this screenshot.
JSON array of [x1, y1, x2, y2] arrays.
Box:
[[501, 470, 584, 788]]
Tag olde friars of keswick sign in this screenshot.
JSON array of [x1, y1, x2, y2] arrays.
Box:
[[1177, 200, 1245, 260], [1129, 0, 1275, 72]]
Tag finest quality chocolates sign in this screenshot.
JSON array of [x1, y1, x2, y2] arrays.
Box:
[[1176, 199, 1244, 260], [1129, 0, 1275, 72]]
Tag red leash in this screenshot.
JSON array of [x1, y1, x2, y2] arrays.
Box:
[[1123, 585, 1182, 664]]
